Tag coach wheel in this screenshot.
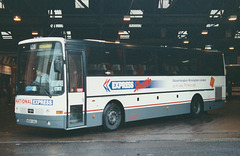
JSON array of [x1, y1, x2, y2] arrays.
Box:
[[103, 103, 122, 131], [190, 97, 203, 117]]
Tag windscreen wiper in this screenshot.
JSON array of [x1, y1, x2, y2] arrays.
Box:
[[39, 85, 52, 98]]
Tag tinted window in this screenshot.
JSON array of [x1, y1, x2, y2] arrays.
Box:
[[157, 50, 224, 76], [68, 52, 83, 92], [87, 46, 124, 76], [157, 51, 199, 75], [201, 53, 224, 75], [125, 48, 156, 75], [158, 52, 179, 75]]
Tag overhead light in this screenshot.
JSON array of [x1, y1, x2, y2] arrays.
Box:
[[123, 15, 131, 21], [84, 39, 105, 43], [120, 35, 130, 40], [130, 10, 143, 18], [13, 16, 21, 22], [183, 40, 189, 44], [118, 30, 130, 39], [201, 30, 208, 35], [118, 30, 124, 35], [1, 31, 13, 39], [205, 45, 212, 50], [115, 40, 120, 44], [118, 30, 130, 35], [229, 46, 234, 50], [228, 15, 237, 21], [129, 24, 142, 28], [182, 60, 190, 63], [160, 45, 168, 48], [32, 31, 38, 36]]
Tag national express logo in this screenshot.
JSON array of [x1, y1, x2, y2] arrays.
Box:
[[103, 78, 155, 92]]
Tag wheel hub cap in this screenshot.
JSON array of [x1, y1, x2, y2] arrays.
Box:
[[108, 111, 118, 125]]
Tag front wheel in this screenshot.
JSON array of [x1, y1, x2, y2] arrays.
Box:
[[103, 103, 122, 131]]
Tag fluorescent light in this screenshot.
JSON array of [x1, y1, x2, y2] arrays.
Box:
[[118, 30, 124, 35], [201, 30, 208, 35], [120, 35, 130, 39], [1, 31, 13, 39], [118, 30, 129, 35], [129, 24, 142, 28], [13, 16, 21, 22], [32, 31, 38, 35], [84, 39, 105, 43], [2, 36, 13, 39], [229, 46, 234, 50], [183, 40, 189, 44], [182, 60, 190, 63], [228, 15, 237, 21], [118, 30, 130, 39], [205, 45, 212, 50], [160, 45, 168, 48], [130, 10, 143, 18], [123, 15, 131, 21]]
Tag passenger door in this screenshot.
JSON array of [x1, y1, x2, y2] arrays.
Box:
[[67, 50, 85, 128]]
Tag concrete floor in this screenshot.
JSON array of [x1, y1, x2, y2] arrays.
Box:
[[0, 96, 240, 155]]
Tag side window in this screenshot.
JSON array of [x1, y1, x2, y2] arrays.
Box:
[[125, 49, 156, 75], [87, 46, 124, 76], [158, 52, 179, 75], [158, 51, 199, 76], [178, 53, 199, 75], [68, 52, 83, 92], [202, 53, 224, 75]]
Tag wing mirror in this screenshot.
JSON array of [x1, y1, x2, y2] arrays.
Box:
[[54, 57, 62, 73]]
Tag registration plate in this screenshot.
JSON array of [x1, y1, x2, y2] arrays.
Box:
[[26, 119, 37, 124]]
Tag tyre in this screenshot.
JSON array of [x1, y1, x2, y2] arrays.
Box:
[[103, 103, 122, 131], [190, 97, 203, 117]]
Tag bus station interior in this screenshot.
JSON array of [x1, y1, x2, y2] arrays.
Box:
[[0, 0, 240, 112], [1, 2, 240, 154]]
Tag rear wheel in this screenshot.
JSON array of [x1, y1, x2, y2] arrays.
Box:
[[190, 97, 203, 117], [103, 103, 122, 131]]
